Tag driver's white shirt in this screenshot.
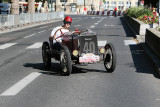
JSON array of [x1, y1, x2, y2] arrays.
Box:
[[51, 26, 69, 43]]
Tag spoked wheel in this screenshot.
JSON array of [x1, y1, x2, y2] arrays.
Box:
[[60, 46, 72, 76], [42, 41, 51, 68], [103, 43, 116, 72]]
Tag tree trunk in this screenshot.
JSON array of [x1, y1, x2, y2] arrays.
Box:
[[11, 0, 19, 14], [28, 0, 35, 13]]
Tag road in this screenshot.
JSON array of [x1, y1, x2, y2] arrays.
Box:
[[0, 15, 160, 107]]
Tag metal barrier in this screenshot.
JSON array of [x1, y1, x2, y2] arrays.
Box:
[[0, 11, 64, 30]]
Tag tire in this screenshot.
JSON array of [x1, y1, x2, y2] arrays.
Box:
[[42, 41, 51, 68], [60, 46, 72, 76], [103, 43, 116, 72]]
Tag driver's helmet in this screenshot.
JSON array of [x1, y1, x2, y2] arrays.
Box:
[[63, 16, 72, 24]]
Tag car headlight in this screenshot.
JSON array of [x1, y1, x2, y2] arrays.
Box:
[[72, 50, 79, 56], [100, 48, 105, 54]]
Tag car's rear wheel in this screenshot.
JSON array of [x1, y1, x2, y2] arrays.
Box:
[[60, 46, 72, 76], [42, 41, 51, 68], [103, 43, 116, 72]]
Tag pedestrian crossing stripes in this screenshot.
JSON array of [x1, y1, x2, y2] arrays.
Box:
[[124, 40, 138, 45], [0, 40, 137, 50], [26, 42, 42, 49], [98, 41, 107, 46], [0, 43, 17, 49]]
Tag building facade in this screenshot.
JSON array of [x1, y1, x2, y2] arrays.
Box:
[[105, 0, 138, 10], [54, 0, 138, 14]]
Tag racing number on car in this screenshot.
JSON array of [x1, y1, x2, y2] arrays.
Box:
[[83, 42, 95, 53]]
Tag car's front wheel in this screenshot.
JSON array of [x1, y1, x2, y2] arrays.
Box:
[[60, 46, 72, 76], [103, 43, 116, 72]]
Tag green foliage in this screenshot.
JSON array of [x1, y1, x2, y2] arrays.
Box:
[[125, 6, 153, 18]]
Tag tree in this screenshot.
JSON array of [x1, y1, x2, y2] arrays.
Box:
[[28, 0, 35, 13], [11, 0, 19, 14], [144, 0, 158, 7]]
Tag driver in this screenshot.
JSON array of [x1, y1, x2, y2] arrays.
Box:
[[50, 16, 72, 51]]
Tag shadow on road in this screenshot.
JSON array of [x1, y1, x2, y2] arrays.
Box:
[[119, 17, 160, 79], [129, 45, 160, 79], [23, 62, 108, 76], [119, 17, 137, 38]]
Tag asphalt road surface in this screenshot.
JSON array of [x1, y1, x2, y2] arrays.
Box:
[[0, 15, 160, 107]]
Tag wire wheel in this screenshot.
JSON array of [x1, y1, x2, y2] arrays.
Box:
[[60, 46, 72, 76], [104, 43, 116, 72]]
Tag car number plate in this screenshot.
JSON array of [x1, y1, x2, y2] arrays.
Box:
[[79, 53, 100, 63]]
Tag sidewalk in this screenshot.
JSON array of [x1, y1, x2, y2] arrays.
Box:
[[0, 19, 63, 34], [123, 17, 160, 75]]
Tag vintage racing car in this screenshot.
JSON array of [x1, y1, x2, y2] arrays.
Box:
[[42, 30, 116, 76]]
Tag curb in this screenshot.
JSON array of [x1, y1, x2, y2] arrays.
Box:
[[123, 17, 160, 75]]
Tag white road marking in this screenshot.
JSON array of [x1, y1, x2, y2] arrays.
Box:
[[24, 33, 36, 38], [98, 41, 107, 46], [74, 25, 81, 27], [91, 17, 95, 19], [38, 30, 46, 34], [98, 21, 101, 22], [48, 28, 53, 30], [95, 23, 98, 25], [0, 43, 17, 49], [104, 24, 115, 26], [124, 40, 137, 45], [26, 42, 42, 49], [40, 26, 48, 28], [1, 72, 41, 96], [90, 25, 95, 28]]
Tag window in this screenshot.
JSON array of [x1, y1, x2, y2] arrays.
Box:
[[111, 1, 113, 4], [107, 1, 109, 4], [114, 1, 116, 4], [126, 1, 128, 5], [60, 0, 67, 2], [119, 1, 121, 4]]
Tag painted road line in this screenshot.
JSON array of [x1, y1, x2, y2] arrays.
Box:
[[124, 40, 137, 45], [26, 42, 42, 49], [40, 26, 48, 28], [38, 30, 46, 34], [0, 43, 17, 49], [74, 25, 81, 27], [48, 28, 54, 30], [24, 33, 36, 38], [90, 25, 95, 28], [1, 72, 41, 96], [98, 41, 107, 46], [95, 23, 98, 25], [104, 24, 115, 26]]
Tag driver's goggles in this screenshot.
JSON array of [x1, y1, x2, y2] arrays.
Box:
[[66, 22, 72, 25]]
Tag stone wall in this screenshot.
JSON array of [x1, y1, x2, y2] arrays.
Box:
[[145, 29, 160, 59], [124, 16, 158, 35]]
